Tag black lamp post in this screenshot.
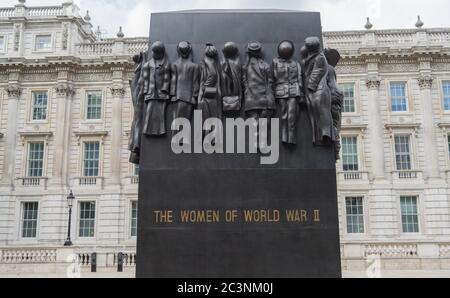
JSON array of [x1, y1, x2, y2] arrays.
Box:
[[64, 190, 75, 247]]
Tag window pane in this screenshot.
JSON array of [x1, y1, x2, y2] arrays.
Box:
[[32, 92, 48, 120], [79, 202, 96, 237], [22, 202, 38, 238], [0, 36, 4, 51], [35, 35, 51, 50], [394, 135, 412, 170], [443, 82, 450, 111], [342, 136, 359, 171], [134, 164, 139, 176], [86, 92, 102, 120], [341, 83, 355, 113], [83, 142, 100, 177], [131, 201, 138, 237], [345, 197, 364, 234], [400, 196, 419, 233], [390, 83, 408, 112], [28, 142, 44, 177]]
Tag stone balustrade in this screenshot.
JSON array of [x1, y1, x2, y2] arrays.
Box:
[[365, 243, 418, 258], [27, 6, 63, 17], [323, 28, 450, 50], [0, 248, 57, 263], [0, 8, 14, 17]]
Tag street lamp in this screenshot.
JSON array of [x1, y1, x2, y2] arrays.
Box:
[[64, 190, 75, 247]]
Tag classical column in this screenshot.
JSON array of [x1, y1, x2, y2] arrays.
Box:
[[366, 77, 386, 180], [53, 81, 75, 187], [1, 84, 21, 186], [110, 84, 126, 185], [418, 74, 440, 179]]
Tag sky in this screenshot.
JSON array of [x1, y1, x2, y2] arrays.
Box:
[[3, 0, 450, 38]]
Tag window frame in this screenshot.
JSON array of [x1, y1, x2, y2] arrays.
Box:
[[399, 195, 421, 234], [77, 200, 97, 239], [130, 200, 138, 238], [20, 201, 39, 240], [341, 135, 360, 172], [34, 34, 53, 52], [345, 196, 365, 235], [26, 141, 45, 178], [0, 34, 6, 54], [85, 90, 104, 121], [340, 82, 357, 114], [82, 141, 101, 177], [389, 81, 409, 113], [29, 90, 49, 123], [393, 134, 413, 171]]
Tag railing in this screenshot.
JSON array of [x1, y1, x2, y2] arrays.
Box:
[[77, 42, 114, 56], [18, 177, 48, 188], [0, 8, 14, 17], [77, 253, 91, 266], [337, 171, 369, 181], [365, 244, 418, 258], [114, 252, 137, 267], [28, 6, 63, 17], [78, 177, 99, 186], [131, 176, 139, 185], [394, 170, 420, 180], [0, 248, 57, 263]]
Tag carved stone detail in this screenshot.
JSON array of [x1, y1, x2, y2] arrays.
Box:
[[418, 74, 433, 89], [366, 77, 381, 90], [55, 84, 75, 97], [13, 24, 21, 52], [62, 23, 69, 50], [111, 86, 126, 97], [7, 85, 22, 98]]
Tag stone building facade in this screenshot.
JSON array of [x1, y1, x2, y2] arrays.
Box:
[[0, 1, 449, 276]]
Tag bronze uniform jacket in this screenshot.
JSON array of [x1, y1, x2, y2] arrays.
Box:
[[272, 57, 303, 99]]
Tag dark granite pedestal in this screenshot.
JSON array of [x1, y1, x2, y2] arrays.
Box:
[[136, 10, 341, 278]]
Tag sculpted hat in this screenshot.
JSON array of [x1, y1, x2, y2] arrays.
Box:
[[223, 41, 239, 58], [246, 41, 262, 53]]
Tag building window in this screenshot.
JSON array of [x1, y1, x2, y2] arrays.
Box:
[[443, 81, 450, 111], [131, 201, 138, 237], [390, 82, 408, 112], [345, 197, 364, 234], [341, 83, 355, 113], [31, 91, 48, 121], [27, 142, 44, 177], [79, 201, 96, 238], [448, 135, 450, 159], [133, 164, 139, 176], [35, 35, 52, 51], [342, 136, 359, 171], [0, 36, 5, 52], [83, 142, 100, 177], [400, 196, 419, 233], [86, 91, 102, 120], [21, 202, 38, 238], [394, 135, 412, 171]]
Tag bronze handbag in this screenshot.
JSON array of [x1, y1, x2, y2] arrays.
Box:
[[203, 87, 217, 99], [222, 96, 241, 112]]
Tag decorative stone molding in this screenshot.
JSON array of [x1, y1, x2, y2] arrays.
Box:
[[55, 84, 75, 97], [13, 23, 21, 51], [385, 123, 421, 138], [365, 244, 418, 258], [366, 77, 381, 90], [73, 131, 108, 145], [418, 74, 433, 89], [111, 86, 126, 97], [62, 23, 69, 50], [6, 85, 21, 98]]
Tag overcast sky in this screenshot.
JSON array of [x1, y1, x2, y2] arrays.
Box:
[[3, 0, 450, 37]]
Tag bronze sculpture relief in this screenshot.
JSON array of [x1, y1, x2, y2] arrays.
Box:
[[170, 41, 200, 121], [142, 41, 171, 136], [324, 48, 343, 160], [128, 37, 342, 159], [242, 41, 276, 120], [303, 37, 334, 146], [272, 40, 303, 145], [221, 42, 242, 114], [128, 51, 148, 165], [198, 43, 222, 121]]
